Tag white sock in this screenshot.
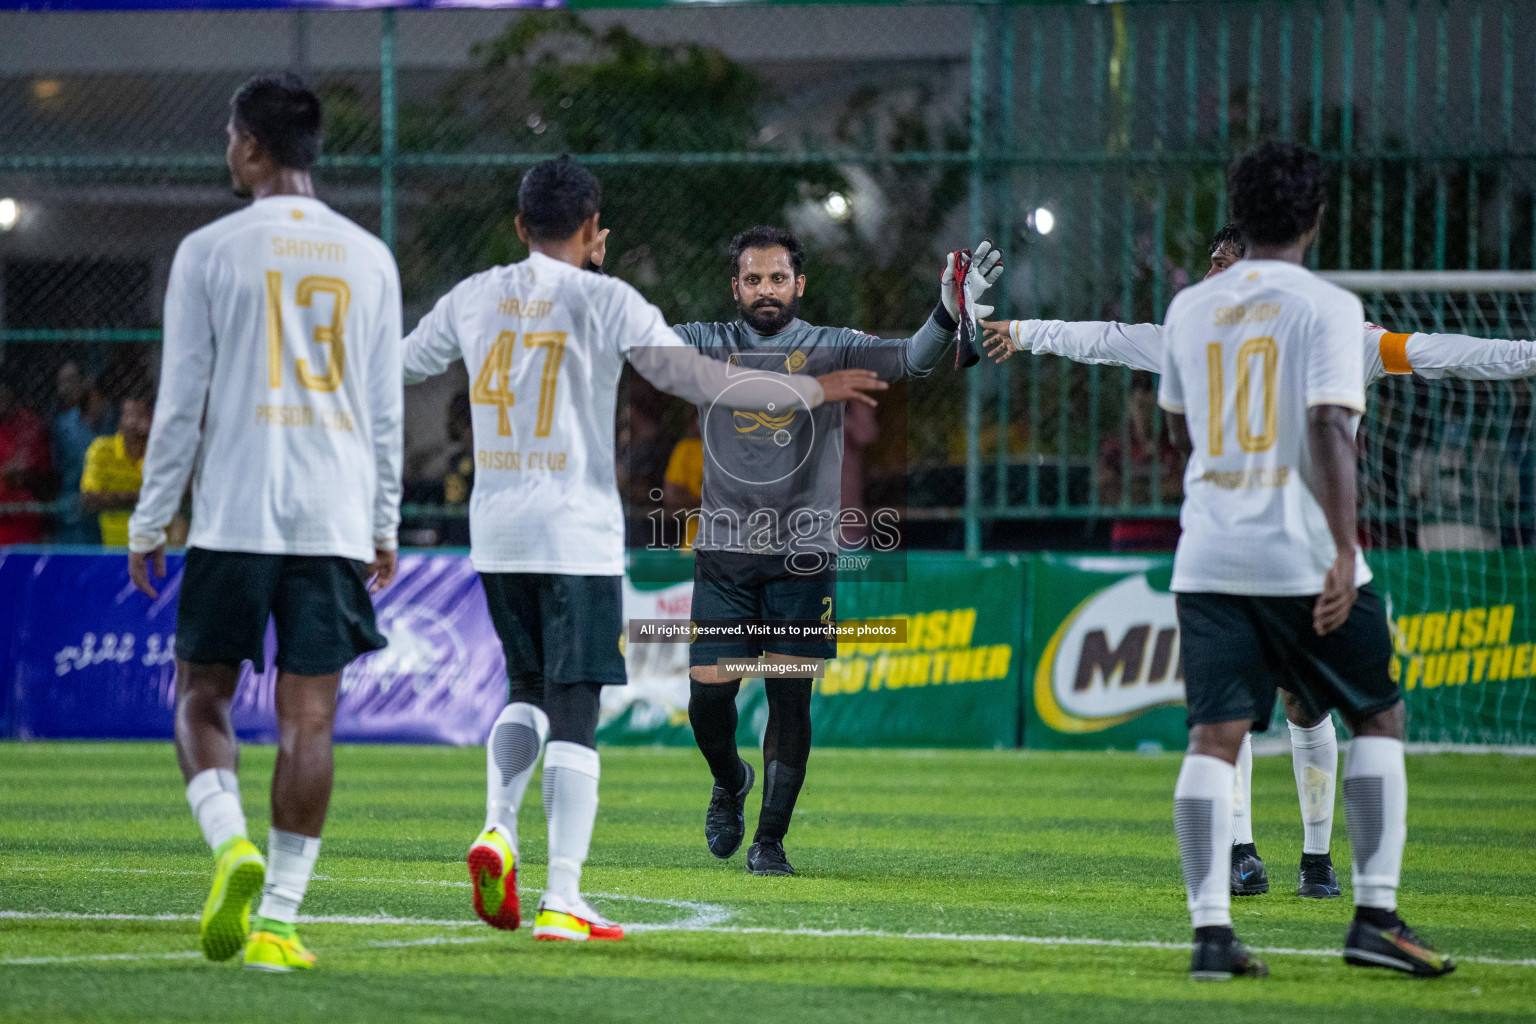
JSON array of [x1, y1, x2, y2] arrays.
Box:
[[485, 702, 549, 851], [1231, 733, 1255, 846], [256, 828, 321, 924], [185, 768, 246, 852], [1343, 736, 1407, 912], [1289, 717, 1338, 855], [1175, 754, 1235, 929], [542, 740, 600, 906]]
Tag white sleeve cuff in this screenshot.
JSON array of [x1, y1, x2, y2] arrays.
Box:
[[373, 534, 399, 552], [128, 530, 166, 554]]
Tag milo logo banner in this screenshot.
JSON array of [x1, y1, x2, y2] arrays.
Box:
[[1027, 554, 1189, 751]]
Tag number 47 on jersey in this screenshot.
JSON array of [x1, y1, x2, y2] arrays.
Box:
[[471, 330, 567, 438]]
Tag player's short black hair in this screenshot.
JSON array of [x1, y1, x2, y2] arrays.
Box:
[[517, 156, 602, 242], [1209, 223, 1248, 258], [729, 225, 804, 278], [1228, 141, 1329, 248], [230, 73, 323, 171]]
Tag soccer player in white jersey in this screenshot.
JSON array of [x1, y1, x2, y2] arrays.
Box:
[[125, 74, 403, 973], [984, 225, 1536, 902], [400, 156, 885, 942], [1158, 141, 1452, 980]]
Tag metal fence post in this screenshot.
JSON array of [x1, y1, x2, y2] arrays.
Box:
[[964, 2, 989, 558], [381, 8, 398, 253]]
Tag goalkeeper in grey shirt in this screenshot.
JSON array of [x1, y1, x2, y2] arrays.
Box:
[[675, 225, 1002, 876]]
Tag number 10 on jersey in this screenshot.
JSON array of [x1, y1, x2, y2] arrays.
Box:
[[472, 331, 567, 438], [1205, 336, 1278, 456]]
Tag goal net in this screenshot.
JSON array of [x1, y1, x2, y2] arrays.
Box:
[[1320, 271, 1536, 747]]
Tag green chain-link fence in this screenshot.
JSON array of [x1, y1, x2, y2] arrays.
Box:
[[4, 0, 1536, 551]]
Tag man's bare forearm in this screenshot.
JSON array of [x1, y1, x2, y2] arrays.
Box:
[[1308, 406, 1359, 561], [81, 490, 140, 513]]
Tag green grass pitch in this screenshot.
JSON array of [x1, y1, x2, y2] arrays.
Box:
[[1, 743, 1533, 1023]]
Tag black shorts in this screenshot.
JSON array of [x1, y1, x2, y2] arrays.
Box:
[[175, 547, 386, 675], [1177, 583, 1400, 732], [688, 549, 837, 666], [480, 572, 627, 692]]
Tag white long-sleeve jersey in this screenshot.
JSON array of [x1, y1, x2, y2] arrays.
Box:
[[129, 195, 404, 561], [1008, 317, 1536, 382], [402, 251, 826, 576]]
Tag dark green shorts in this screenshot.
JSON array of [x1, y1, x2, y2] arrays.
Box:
[[688, 550, 837, 665], [480, 572, 627, 691], [175, 547, 386, 675], [1177, 584, 1400, 731]]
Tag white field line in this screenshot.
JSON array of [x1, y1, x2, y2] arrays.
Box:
[[2, 865, 731, 927], [3, 910, 1534, 969], [0, 933, 495, 967]]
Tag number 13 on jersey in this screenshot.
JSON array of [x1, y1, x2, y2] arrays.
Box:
[[472, 331, 567, 438]]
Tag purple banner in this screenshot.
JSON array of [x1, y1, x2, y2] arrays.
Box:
[[0, 1, 562, 10], [1, 549, 506, 745]]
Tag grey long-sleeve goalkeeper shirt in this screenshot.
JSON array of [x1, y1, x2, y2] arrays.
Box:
[[671, 306, 957, 555]]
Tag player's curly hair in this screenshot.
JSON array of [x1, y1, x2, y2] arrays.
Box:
[[1228, 141, 1329, 247], [729, 225, 805, 278], [518, 155, 602, 242], [1209, 223, 1247, 258], [230, 73, 323, 171]]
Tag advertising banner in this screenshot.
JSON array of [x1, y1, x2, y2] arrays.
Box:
[[1024, 553, 1189, 751], [7, 550, 510, 744], [1371, 548, 1536, 747], [815, 552, 1027, 748], [1, 548, 1027, 748], [1024, 549, 1536, 749]]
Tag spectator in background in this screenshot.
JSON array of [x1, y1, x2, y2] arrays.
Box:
[[0, 380, 52, 545], [52, 361, 116, 544], [1097, 372, 1183, 551], [437, 391, 474, 546], [663, 408, 703, 550], [1409, 406, 1517, 551], [80, 392, 153, 547], [621, 382, 674, 506]]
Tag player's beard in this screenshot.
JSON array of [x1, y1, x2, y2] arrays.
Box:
[[739, 294, 800, 335]]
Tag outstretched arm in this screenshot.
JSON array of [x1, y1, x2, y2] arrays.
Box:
[[402, 287, 464, 385], [984, 318, 1166, 373], [1370, 327, 1536, 382]]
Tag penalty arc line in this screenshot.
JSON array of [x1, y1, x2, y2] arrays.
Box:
[[3, 911, 1533, 969]]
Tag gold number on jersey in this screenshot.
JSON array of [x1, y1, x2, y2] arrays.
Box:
[[470, 330, 568, 437], [523, 332, 566, 438], [472, 331, 517, 436], [1234, 335, 1278, 452], [265, 272, 351, 393], [1205, 335, 1278, 456]]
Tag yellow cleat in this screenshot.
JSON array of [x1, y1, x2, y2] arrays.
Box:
[[200, 838, 265, 962], [244, 926, 317, 973], [533, 895, 625, 942]]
